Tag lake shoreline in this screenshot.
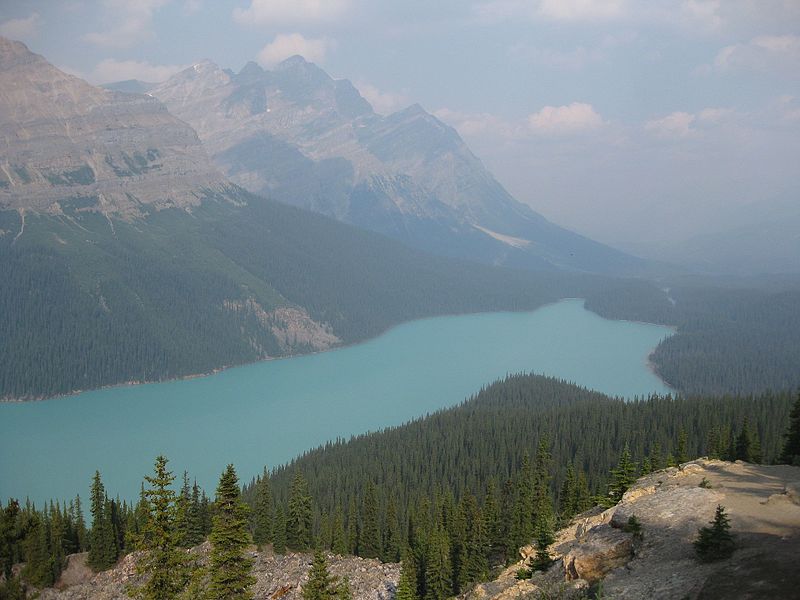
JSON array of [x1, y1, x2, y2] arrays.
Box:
[[3, 297, 645, 404]]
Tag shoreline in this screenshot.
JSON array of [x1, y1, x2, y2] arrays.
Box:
[[0, 297, 676, 403]]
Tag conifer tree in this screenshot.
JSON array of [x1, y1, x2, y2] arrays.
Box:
[[676, 429, 689, 464], [336, 576, 353, 600], [186, 480, 205, 547], [287, 472, 313, 552], [424, 525, 452, 600], [482, 481, 501, 554], [529, 514, 554, 572], [252, 470, 273, 548], [346, 497, 359, 556], [72, 495, 87, 552], [302, 550, 337, 600], [174, 472, 191, 549], [135, 456, 189, 600], [396, 548, 418, 600], [207, 465, 255, 600], [780, 392, 800, 465], [694, 505, 734, 562], [273, 505, 287, 555], [360, 481, 381, 559], [88, 471, 116, 571], [330, 505, 347, 556], [382, 497, 401, 563], [735, 418, 761, 463], [606, 443, 638, 506]]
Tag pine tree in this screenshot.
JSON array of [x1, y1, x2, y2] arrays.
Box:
[[780, 393, 800, 465], [273, 505, 287, 555], [135, 456, 189, 600], [207, 465, 255, 600], [735, 418, 761, 463], [88, 471, 116, 571], [287, 472, 313, 552], [252, 470, 273, 548], [302, 550, 338, 600], [395, 548, 418, 600], [382, 497, 401, 563], [360, 481, 381, 559], [694, 505, 735, 562], [175, 472, 191, 548], [424, 525, 452, 600], [529, 514, 554, 572], [559, 465, 577, 522], [606, 443, 638, 506], [346, 497, 359, 556], [336, 576, 353, 600], [186, 480, 205, 546], [330, 505, 347, 555], [676, 429, 689, 464]]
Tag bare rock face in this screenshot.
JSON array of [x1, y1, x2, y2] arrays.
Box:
[[562, 524, 633, 584], [0, 37, 226, 217], [39, 547, 398, 600], [463, 460, 800, 600]]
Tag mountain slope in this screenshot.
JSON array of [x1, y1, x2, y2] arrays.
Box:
[[0, 38, 225, 216], [0, 39, 597, 400], [145, 58, 646, 275]]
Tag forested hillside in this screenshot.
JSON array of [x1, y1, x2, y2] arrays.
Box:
[[0, 189, 598, 400], [585, 280, 800, 395], [4, 375, 796, 597]]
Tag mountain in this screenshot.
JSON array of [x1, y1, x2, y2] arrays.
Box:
[[145, 58, 646, 275], [0, 38, 601, 400], [0, 38, 225, 216]]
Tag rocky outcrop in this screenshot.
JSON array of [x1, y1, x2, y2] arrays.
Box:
[[465, 460, 800, 600], [0, 37, 227, 218], [39, 546, 398, 600]]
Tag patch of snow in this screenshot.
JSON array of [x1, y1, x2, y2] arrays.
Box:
[[473, 224, 531, 248]]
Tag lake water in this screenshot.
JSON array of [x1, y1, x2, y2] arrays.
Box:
[[0, 299, 673, 502]]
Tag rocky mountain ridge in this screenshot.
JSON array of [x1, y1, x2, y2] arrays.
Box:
[[0, 37, 226, 218], [141, 57, 645, 275]]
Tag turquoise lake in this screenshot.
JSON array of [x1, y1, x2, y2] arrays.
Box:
[[0, 299, 673, 502]]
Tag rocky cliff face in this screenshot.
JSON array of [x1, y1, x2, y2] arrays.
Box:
[[39, 546, 398, 600], [0, 37, 226, 218], [466, 459, 800, 600], [147, 57, 644, 274]]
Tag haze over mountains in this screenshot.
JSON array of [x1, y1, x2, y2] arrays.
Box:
[[112, 56, 646, 275], [1, 37, 611, 400]]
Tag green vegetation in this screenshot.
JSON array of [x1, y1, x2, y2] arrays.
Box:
[[694, 505, 734, 562], [780, 393, 800, 466], [585, 279, 800, 396], [207, 465, 255, 600], [1, 376, 798, 595], [1, 190, 593, 400]]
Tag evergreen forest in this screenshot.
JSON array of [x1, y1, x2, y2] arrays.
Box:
[[2, 376, 797, 598]]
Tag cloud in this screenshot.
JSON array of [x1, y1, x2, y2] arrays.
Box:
[[82, 0, 169, 48], [527, 103, 604, 135], [355, 81, 411, 115], [711, 34, 800, 74], [233, 0, 350, 26], [473, 0, 627, 23], [257, 33, 333, 67], [644, 112, 696, 139], [434, 108, 517, 139], [0, 12, 41, 40], [86, 59, 188, 84]]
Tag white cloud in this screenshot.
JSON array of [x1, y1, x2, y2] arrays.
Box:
[[257, 33, 333, 67], [0, 12, 41, 40], [537, 0, 626, 21], [711, 34, 800, 74], [527, 103, 604, 135], [233, 0, 350, 26], [87, 59, 188, 84], [474, 0, 627, 23], [434, 108, 517, 139], [355, 81, 410, 115], [82, 0, 169, 48], [644, 112, 696, 139]]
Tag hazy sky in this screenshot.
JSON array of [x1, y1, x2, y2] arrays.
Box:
[[1, 0, 798, 249]]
